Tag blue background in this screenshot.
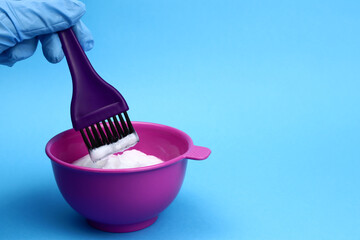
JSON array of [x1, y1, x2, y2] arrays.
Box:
[[1, 0, 360, 239]]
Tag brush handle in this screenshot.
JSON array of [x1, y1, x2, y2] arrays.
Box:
[[58, 28, 97, 84], [58, 28, 129, 130]]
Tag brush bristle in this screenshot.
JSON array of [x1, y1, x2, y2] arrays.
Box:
[[79, 112, 138, 161]]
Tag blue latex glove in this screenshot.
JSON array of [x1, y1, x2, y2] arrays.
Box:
[[0, 0, 94, 67]]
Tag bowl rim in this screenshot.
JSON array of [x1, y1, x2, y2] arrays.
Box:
[[45, 121, 194, 173]]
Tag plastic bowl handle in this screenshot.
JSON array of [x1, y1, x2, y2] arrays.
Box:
[[185, 145, 211, 160]]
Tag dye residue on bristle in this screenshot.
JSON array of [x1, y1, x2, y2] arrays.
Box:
[[89, 132, 139, 162]]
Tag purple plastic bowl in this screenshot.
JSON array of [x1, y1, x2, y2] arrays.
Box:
[[45, 122, 211, 233]]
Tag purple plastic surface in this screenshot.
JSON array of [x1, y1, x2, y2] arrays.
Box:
[[45, 122, 211, 233], [58, 29, 129, 130]]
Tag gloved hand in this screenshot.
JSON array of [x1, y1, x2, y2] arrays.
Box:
[[0, 0, 93, 67]]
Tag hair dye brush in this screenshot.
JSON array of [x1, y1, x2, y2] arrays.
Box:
[[58, 28, 138, 162]]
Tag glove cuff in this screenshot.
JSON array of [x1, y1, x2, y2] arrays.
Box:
[[0, 1, 20, 53]]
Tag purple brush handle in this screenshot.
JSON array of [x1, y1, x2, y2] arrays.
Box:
[[58, 28, 129, 131]]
